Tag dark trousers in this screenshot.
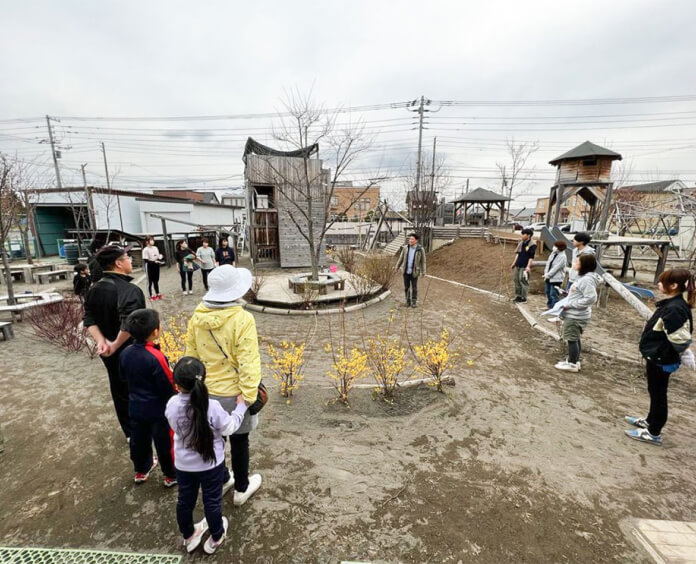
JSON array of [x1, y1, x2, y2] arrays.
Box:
[[646, 360, 671, 436], [545, 280, 561, 308], [179, 270, 193, 291], [223, 433, 250, 493], [201, 268, 213, 291], [403, 273, 418, 304], [568, 340, 581, 364], [176, 463, 226, 541], [101, 353, 130, 439], [146, 262, 160, 297], [130, 415, 175, 478]]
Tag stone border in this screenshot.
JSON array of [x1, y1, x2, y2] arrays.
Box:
[[245, 289, 391, 316]]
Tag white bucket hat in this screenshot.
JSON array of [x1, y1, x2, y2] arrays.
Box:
[[203, 265, 253, 303]]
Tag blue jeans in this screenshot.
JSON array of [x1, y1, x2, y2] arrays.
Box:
[[176, 463, 226, 541], [545, 280, 561, 308]]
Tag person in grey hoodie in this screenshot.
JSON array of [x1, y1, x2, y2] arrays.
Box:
[[543, 239, 567, 308], [567, 232, 596, 288], [555, 253, 601, 373]]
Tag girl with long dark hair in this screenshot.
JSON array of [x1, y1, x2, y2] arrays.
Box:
[[165, 357, 247, 554], [142, 236, 164, 300], [625, 269, 695, 446]]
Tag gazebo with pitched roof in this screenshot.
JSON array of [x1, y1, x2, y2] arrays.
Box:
[[545, 140, 622, 232], [451, 187, 510, 226]]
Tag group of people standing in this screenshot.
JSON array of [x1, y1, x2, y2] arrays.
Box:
[[512, 228, 696, 448], [174, 237, 236, 295], [82, 243, 259, 553]]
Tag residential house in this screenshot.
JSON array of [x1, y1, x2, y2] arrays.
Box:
[[329, 181, 380, 221]]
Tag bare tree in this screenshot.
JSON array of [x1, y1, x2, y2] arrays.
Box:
[[496, 138, 539, 223], [256, 89, 381, 280], [401, 150, 450, 232], [0, 155, 23, 305]]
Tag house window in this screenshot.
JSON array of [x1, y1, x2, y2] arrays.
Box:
[[331, 196, 338, 207], [582, 158, 597, 166]]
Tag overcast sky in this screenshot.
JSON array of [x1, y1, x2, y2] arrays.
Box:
[[1, 0, 695, 208]]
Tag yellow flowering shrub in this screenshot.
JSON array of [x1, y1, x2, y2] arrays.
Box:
[[266, 340, 305, 399], [159, 313, 189, 368], [365, 335, 409, 401], [326, 344, 368, 405], [413, 328, 458, 392]]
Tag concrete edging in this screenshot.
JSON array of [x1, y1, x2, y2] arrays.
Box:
[[244, 289, 391, 316]]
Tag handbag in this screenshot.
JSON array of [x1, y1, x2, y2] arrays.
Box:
[[209, 330, 267, 414]]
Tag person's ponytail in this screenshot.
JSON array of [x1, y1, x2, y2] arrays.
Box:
[[173, 357, 216, 464]]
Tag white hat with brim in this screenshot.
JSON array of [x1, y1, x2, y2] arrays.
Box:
[[203, 265, 253, 303]]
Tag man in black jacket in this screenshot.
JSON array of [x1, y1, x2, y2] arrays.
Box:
[[84, 245, 146, 440]]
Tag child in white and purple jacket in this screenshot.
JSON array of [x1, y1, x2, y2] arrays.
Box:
[[165, 357, 247, 555]]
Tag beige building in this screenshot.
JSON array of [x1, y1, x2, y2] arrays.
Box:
[[329, 182, 380, 220], [534, 194, 594, 224]]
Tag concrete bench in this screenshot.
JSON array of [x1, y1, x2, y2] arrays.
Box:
[[0, 321, 13, 341], [36, 269, 70, 284], [0, 293, 63, 321]]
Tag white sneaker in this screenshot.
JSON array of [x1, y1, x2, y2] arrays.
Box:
[[182, 290, 187, 295], [188, 290, 193, 295], [203, 516, 228, 554], [555, 361, 579, 373], [222, 474, 235, 496], [233, 474, 262, 506], [183, 518, 209, 553], [547, 317, 562, 324]]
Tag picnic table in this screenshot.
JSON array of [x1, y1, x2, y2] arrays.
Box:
[[0, 263, 67, 284], [0, 291, 63, 321]]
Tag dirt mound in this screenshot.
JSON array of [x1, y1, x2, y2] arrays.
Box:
[[428, 237, 545, 296]]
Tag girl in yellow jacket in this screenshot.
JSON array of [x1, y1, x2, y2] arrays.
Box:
[[185, 265, 262, 506]]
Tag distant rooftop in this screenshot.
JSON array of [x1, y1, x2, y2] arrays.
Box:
[[619, 179, 684, 193], [451, 187, 510, 203]]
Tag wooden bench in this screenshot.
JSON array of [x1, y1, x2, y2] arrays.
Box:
[[0, 321, 13, 341], [288, 273, 345, 295], [36, 269, 71, 284]]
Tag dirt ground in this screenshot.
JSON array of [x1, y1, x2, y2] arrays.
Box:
[[2, 256, 696, 563]]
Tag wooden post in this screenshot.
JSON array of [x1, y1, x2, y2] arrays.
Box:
[[553, 184, 564, 227], [598, 282, 610, 310], [545, 188, 555, 227], [654, 242, 670, 284], [620, 245, 633, 278], [597, 182, 614, 233], [160, 218, 172, 267]]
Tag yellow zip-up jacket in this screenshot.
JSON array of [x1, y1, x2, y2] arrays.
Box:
[[185, 304, 260, 403]]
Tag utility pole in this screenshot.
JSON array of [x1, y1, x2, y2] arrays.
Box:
[[101, 142, 124, 232], [429, 137, 437, 192], [46, 115, 63, 189], [408, 96, 429, 231], [81, 164, 96, 230]]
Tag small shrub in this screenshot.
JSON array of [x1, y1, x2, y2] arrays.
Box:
[[159, 313, 189, 367], [325, 343, 368, 405], [26, 298, 97, 357], [266, 340, 305, 399], [412, 328, 458, 392], [299, 284, 319, 310], [335, 247, 357, 273], [365, 334, 409, 402], [246, 269, 267, 302]]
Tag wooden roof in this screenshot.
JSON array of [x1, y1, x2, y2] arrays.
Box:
[[451, 187, 510, 203], [549, 141, 622, 165]]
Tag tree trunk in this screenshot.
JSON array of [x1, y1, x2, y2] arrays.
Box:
[[20, 228, 33, 265], [1, 246, 16, 306]]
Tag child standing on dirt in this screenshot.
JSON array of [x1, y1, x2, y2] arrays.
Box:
[[166, 357, 248, 554], [511, 228, 536, 303], [72, 263, 91, 303], [624, 269, 696, 446], [567, 232, 595, 290], [120, 309, 177, 487], [555, 254, 601, 373], [543, 240, 567, 308]]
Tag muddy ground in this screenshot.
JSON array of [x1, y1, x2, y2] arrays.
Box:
[[2, 254, 696, 563]]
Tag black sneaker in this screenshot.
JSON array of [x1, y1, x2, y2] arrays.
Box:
[[411, 302, 417, 308], [513, 297, 523, 303], [518, 298, 528, 303]]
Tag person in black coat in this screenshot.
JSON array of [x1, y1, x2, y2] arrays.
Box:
[[625, 269, 695, 446]]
